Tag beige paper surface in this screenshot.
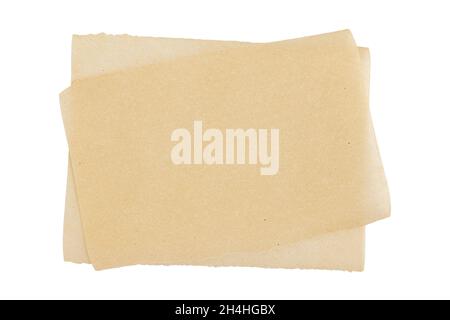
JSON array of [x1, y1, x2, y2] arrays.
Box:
[[61, 30, 389, 270], [64, 35, 371, 271]]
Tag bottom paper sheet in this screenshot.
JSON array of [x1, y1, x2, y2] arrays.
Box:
[[63, 34, 374, 271]]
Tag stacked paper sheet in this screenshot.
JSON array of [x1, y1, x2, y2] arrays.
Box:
[[60, 30, 390, 271]]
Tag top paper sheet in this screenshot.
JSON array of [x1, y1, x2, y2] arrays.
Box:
[[61, 30, 389, 270]]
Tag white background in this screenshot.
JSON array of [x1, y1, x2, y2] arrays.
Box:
[[0, 0, 449, 300]]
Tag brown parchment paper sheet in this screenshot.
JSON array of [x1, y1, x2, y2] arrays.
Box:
[[64, 35, 371, 271], [61, 30, 390, 270]]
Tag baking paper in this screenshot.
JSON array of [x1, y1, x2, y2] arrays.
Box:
[[61, 30, 389, 270]]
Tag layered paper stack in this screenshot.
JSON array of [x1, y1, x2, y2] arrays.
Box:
[[60, 30, 390, 271]]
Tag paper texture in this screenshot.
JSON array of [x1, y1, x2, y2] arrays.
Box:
[[64, 35, 370, 271], [61, 30, 389, 270]]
